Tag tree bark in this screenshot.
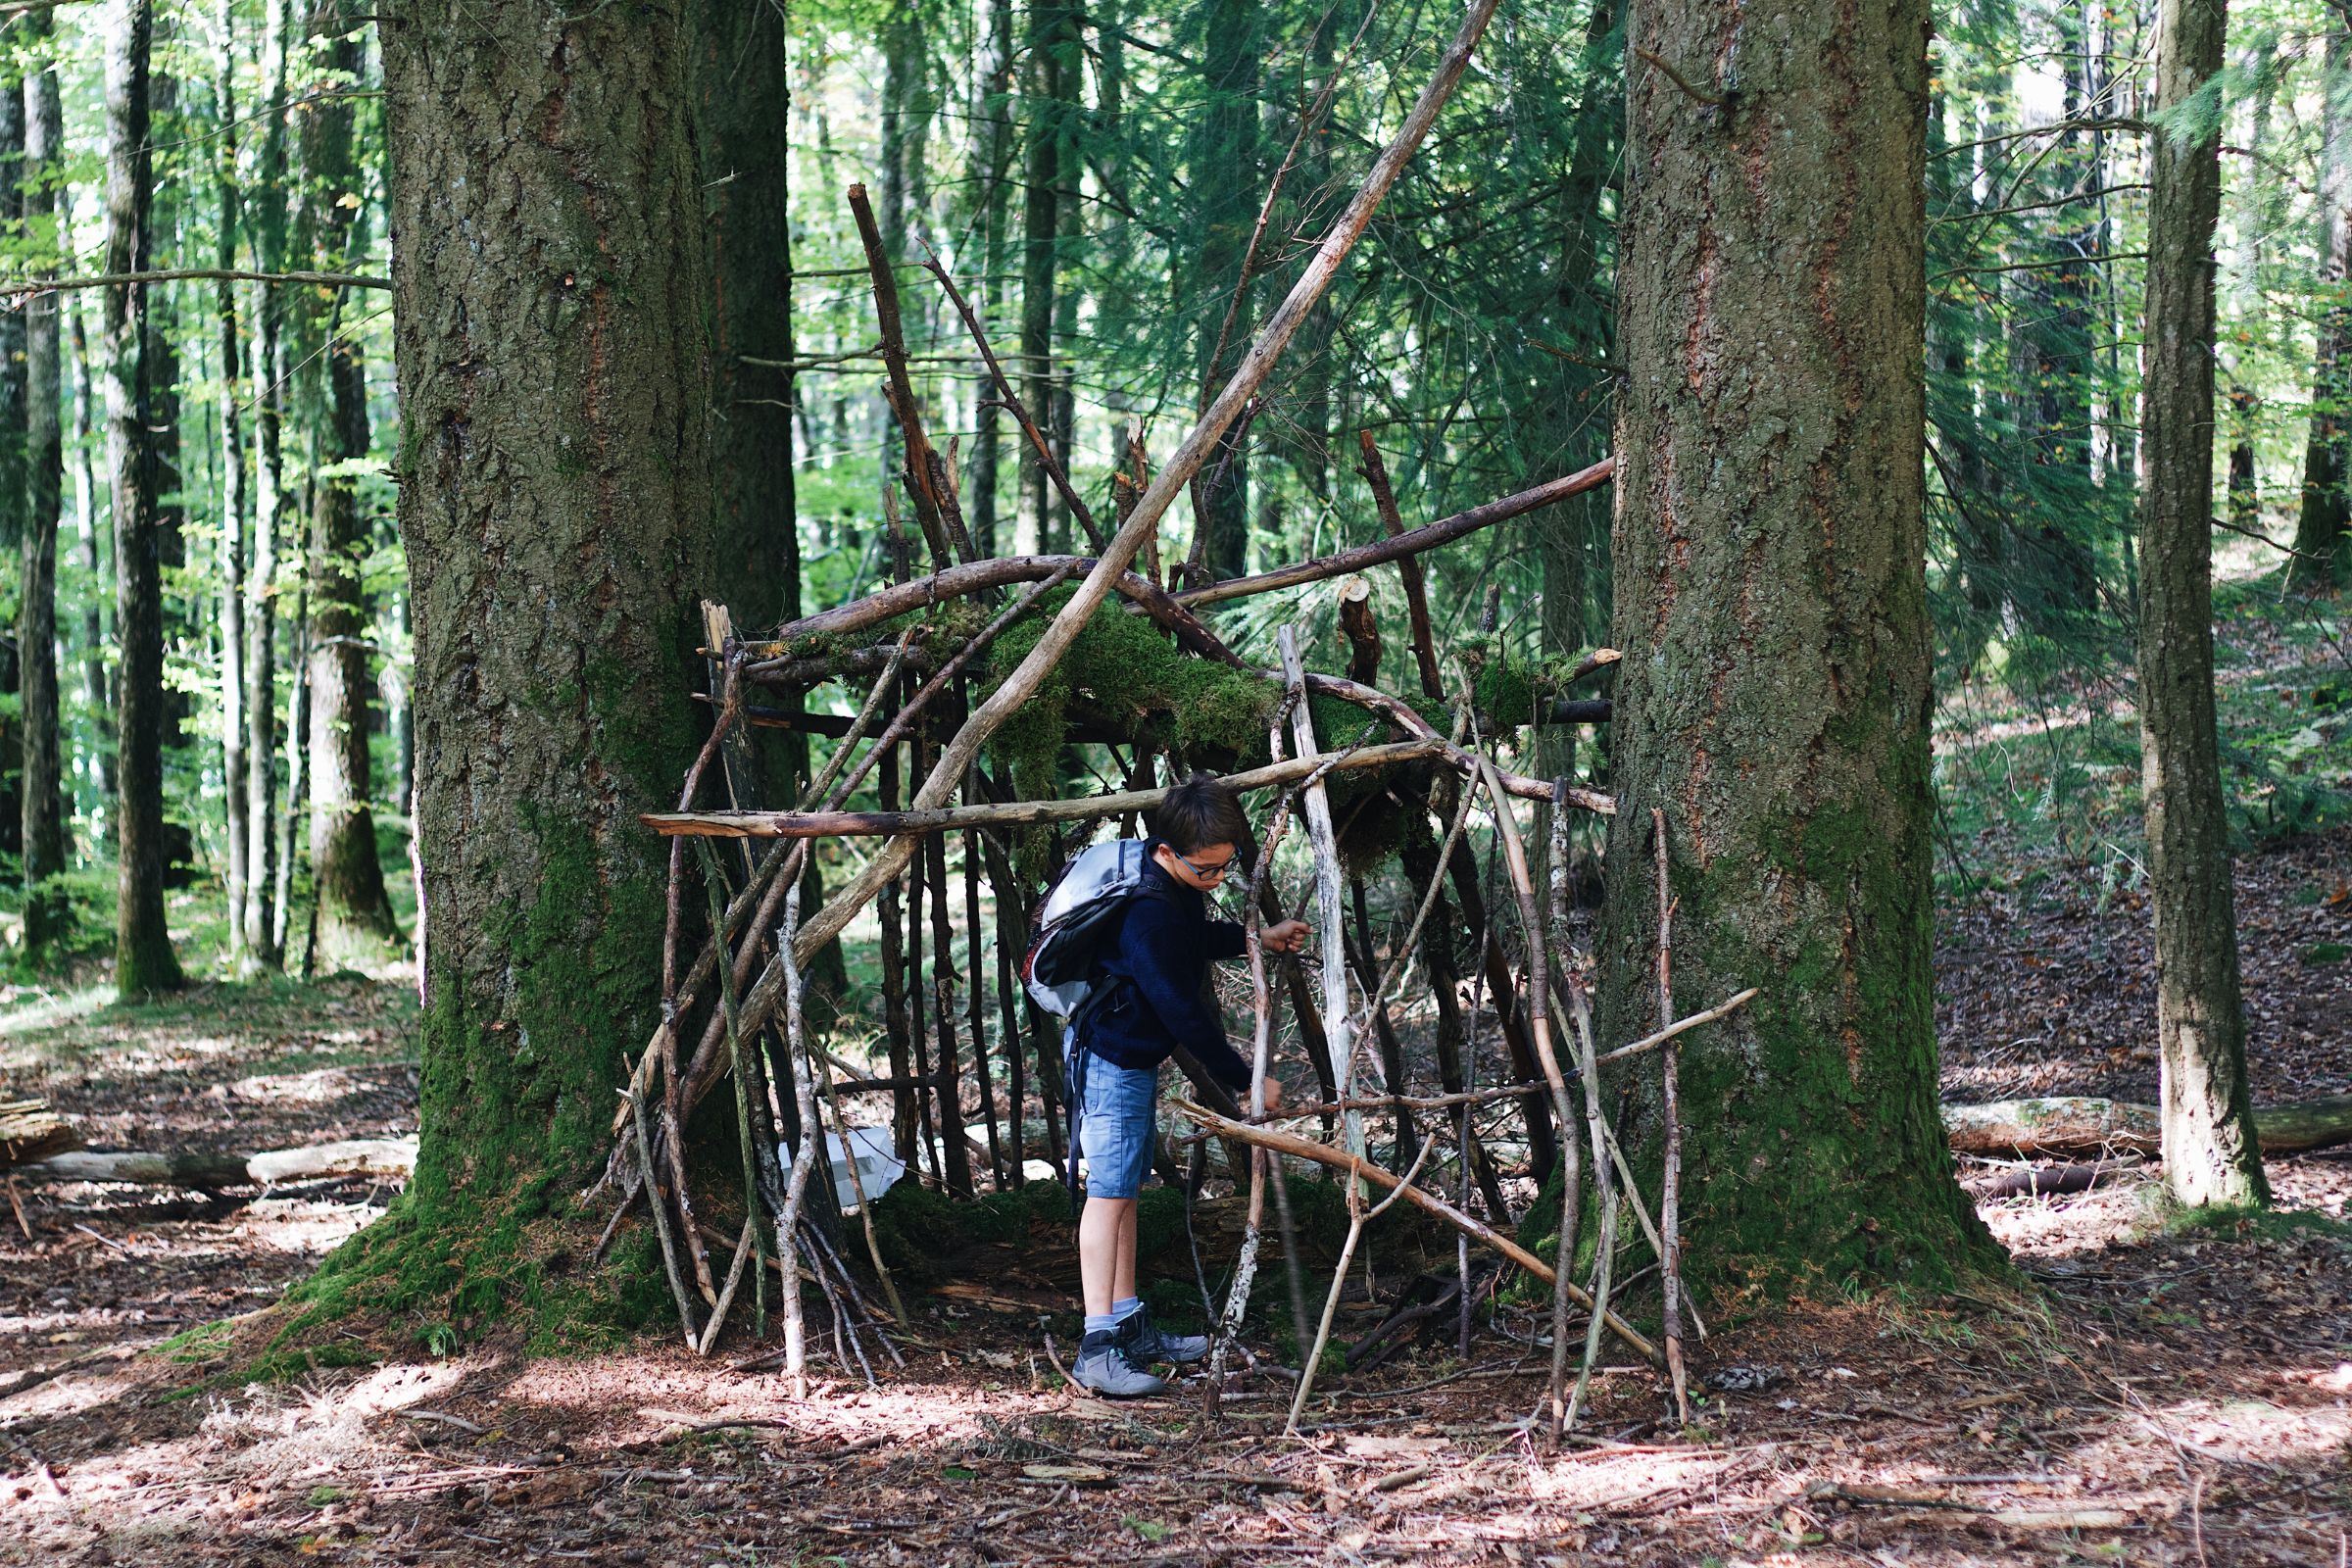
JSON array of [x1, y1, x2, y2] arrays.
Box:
[[2292, 26, 2352, 590], [967, 0, 1017, 558], [1602, 0, 1993, 1283], [382, 0, 712, 1279], [103, 0, 183, 998], [2137, 0, 2268, 1209], [20, 30, 69, 958]]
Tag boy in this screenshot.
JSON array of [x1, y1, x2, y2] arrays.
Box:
[[1067, 774, 1307, 1398]]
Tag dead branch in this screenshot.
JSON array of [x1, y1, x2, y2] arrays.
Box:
[[640, 739, 1444, 838], [1281, 625, 1371, 1169], [1356, 434, 1446, 700], [1176, 457, 1615, 609], [847, 183, 968, 569], [1653, 807, 1690, 1425], [1287, 1136, 1437, 1433], [917, 237, 1105, 553]]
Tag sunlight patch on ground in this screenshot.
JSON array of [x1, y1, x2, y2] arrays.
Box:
[[0, 983, 116, 1051], [1976, 1176, 2159, 1258], [1522, 1447, 1729, 1507], [2084, 1395, 2352, 1469]]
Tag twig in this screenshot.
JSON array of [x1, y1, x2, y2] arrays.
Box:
[[694, 1214, 759, 1356], [1632, 46, 1726, 109]]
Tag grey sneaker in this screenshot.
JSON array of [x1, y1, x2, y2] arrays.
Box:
[[1071, 1330, 1165, 1398], [1120, 1303, 1209, 1366]]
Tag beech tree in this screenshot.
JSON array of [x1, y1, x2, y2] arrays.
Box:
[[1598, 0, 1996, 1282]]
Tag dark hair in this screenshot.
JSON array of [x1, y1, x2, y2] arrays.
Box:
[[1153, 772, 1250, 856]]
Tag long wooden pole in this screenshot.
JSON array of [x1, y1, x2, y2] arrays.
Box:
[[1281, 626, 1370, 1172]]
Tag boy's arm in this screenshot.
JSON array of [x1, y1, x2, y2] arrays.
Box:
[[1124, 901, 1252, 1090]]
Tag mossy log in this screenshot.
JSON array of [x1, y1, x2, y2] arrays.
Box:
[[1941, 1095, 2352, 1157]]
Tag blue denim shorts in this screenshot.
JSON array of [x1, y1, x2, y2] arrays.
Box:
[[1076, 1053, 1160, 1200]]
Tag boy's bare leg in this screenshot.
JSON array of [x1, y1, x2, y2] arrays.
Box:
[[1079, 1197, 1136, 1318], [1115, 1200, 1140, 1304]]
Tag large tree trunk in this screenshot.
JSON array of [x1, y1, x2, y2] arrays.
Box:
[[375, 1, 712, 1293], [2292, 26, 2352, 591], [20, 32, 69, 959], [302, 3, 400, 965], [103, 0, 183, 999], [1602, 0, 1993, 1284], [2137, 0, 2268, 1209]]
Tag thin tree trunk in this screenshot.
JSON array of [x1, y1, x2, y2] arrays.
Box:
[[71, 293, 115, 820], [1015, 1, 1074, 557], [242, 0, 294, 968], [213, 0, 250, 957], [19, 36, 69, 956], [1189, 0, 1258, 580], [301, 3, 399, 963], [2137, 0, 2269, 1209], [2292, 27, 2352, 590], [102, 0, 183, 998], [967, 0, 1015, 557]]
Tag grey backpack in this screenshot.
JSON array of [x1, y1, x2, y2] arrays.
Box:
[[1021, 839, 1155, 1021]]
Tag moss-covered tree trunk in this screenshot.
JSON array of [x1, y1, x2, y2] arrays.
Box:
[[103, 0, 183, 1000], [2137, 0, 2269, 1210], [303, 2, 400, 966], [368, 0, 710, 1315], [1599, 0, 1995, 1288]]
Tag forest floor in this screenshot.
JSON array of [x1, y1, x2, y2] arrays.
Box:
[[4, 829, 2350, 1565]]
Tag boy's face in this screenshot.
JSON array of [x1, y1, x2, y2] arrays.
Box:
[[1154, 840, 1240, 893]]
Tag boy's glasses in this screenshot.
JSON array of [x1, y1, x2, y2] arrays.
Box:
[[1174, 850, 1237, 882]]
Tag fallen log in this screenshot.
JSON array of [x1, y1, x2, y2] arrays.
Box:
[[1941, 1094, 2352, 1158], [18, 1136, 417, 1189], [0, 1100, 79, 1168]]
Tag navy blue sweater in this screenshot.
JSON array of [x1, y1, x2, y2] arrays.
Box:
[[1080, 850, 1252, 1091]]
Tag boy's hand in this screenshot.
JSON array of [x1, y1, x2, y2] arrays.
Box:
[[1262, 918, 1310, 954], [1258, 1076, 1286, 1112]]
